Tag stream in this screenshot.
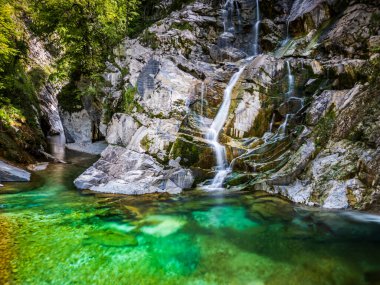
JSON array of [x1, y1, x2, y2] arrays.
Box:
[[1, 149, 380, 284]]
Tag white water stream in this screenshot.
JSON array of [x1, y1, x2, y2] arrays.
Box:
[[203, 0, 262, 190], [205, 66, 247, 189], [252, 0, 261, 55]]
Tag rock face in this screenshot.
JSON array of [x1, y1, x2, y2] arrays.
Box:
[[60, 109, 93, 143], [73, 0, 380, 208], [27, 31, 65, 136], [74, 146, 194, 194], [0, 161, 31, 182]]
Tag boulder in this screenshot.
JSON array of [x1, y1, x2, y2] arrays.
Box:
[[0, 161, 31, 182], [74, 146, 194, 195], [60, 109, 92, 143]]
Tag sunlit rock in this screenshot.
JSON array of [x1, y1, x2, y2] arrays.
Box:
[[74, 146, 194, 195]]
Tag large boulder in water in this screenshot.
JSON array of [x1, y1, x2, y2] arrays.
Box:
[[0, 160, 31, 182], [74, 146, 194, 195]]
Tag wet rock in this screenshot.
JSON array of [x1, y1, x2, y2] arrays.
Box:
[[268, 139, 316, 185], [0, 160, 31, 182], [278, 97, 304, 117]]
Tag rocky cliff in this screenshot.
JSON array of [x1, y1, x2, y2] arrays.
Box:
[[73, 0, 380, 210]]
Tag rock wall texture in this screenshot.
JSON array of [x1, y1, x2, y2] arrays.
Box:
[[74, 0, 380, 208]]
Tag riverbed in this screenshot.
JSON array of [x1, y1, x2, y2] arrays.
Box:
[[1, 150, 380, 284]]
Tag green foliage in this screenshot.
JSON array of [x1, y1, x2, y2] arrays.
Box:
[[370, 12, 380, 35], [122, 86, 139, 114], [313, 108, 336, 148], [170, 22, 192, 31], [58, 81, 83, 113], [170, 136, 200, 167], [29, 0, 141, 77], [140, 30, 159, 49], [0, 1, 19, 76], [0, 98, 25, 127]]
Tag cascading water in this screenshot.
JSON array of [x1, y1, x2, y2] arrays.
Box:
[[252, 0, 261, 55], [204, 65, 247, 189], [278, 114, 291, 134], [286, 60, 295, 97], [222, 0, 235, 35], [269, 114, 275, 132], [202, 0, 264, 190]]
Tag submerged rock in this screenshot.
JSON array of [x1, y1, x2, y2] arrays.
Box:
[[0, 161, 31, 182], [140, 215, 186, 237]]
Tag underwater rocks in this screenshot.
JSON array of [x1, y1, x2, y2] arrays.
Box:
[[74, 146, 194, 195], [0, 160, 31, 182]]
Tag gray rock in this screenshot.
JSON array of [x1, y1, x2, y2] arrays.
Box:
[[60, 109, 92, 143], [273, 180, 313, 204], [38, 83, 64, 135], [65, 141, 108, 155], [0, 161, 31, 182], [322, 180, 349, 209], [269, 139, 316, 185], [74, 146, 194, 195], [27, 162, 49, 171]]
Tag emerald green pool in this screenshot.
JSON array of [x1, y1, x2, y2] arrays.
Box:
[[1, 151, 380, 284]]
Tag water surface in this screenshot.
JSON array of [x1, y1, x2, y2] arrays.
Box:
[[1, 151, 380, 284]]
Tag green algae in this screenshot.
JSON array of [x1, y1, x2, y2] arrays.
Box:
[[1, 152, 380, 284], [84, 230, 139, 247]]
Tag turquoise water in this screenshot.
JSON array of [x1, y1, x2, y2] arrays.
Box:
[[1, 151, 380, 284]]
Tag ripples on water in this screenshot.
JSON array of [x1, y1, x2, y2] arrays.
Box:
[[1, 150, 380, 284]]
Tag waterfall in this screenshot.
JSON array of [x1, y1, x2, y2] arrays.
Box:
[[269, 114, 275, 132], [286, 60, 294, 97], [222, 0, 235, 35], [278, 114, 290, 134], [235, 1, 242, 32], [252, 0, 261, 55], [202, 0, 263, 190], [204, 66, 246, 189]]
